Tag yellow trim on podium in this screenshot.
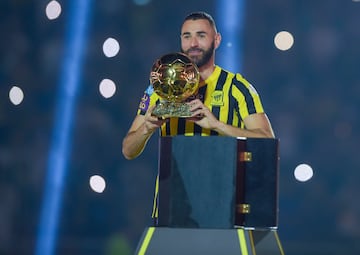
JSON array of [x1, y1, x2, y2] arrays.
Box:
[[137, 227, 155, 255], [237, 229, 249, 255], [136, 227, 284, 255], [248, 230, 257, 254], [274, 231, 285, 255]]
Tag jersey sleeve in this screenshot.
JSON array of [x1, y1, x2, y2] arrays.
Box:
[[232, 73, 264, 120], [136, 84, 159, 115]]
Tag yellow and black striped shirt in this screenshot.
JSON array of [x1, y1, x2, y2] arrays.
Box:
[[137, 65, 265, 135]]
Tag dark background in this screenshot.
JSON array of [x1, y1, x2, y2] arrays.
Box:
[[1, 0, 360, 254]]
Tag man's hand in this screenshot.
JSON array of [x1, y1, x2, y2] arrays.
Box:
[[122, 106, 167, 160], [144, 106, 168, 135], [186, 98, 275, 138], [187, 99, 220, 130]]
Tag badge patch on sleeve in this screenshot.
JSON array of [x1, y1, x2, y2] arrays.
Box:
[[145, 84, 154, 96], [138, 84, 153, 113], [138, 93, 150, 112], [211, 91, 224, 106]]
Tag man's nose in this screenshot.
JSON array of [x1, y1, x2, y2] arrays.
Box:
[[190, 37, 199, 47]]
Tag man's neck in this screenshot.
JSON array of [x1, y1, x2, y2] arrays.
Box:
[[199, 62, 216, 82]]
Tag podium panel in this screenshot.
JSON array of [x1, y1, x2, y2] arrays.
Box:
[[156, 136, 279, 229], [236, 137, 279, 228], [157, 136, 238, 228], [135, 227, 285, 255]]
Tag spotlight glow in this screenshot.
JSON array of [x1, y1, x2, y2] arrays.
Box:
[[294, 164, 314, 182], [216, 0, 244, 71], [99, 79, 116, 98], [274, 31, 294, 51], [46, 1, 62, 20], [90, 175, 106, 193], [9, 86, 24, 105], [36, 1, 94, 255], [103, 37, 120, 58], [226, 42, 233, 48]]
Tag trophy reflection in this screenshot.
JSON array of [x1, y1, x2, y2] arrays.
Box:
[[150, 52, 200, 118]]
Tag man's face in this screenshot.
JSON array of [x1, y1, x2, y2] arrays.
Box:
[[180, 19, 218, 68]]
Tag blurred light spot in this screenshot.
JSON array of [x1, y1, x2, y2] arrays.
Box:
[[274, 31, 294, 51], [46, 1, 62, 20], [226, 42, 233, 48], [99, 79, 116, 98], [9, 86, 24, 105], [294, 164, 313, 182], [103, 37, 120, 58], [133, 0, 152, 5], [89, 175, 106, 193]]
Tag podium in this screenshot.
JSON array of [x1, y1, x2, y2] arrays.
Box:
[[136, 227, 284, 255], [136, 136, 284, 254]]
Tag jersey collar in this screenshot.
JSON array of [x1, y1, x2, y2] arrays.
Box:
[[200, 65, 222, 87]]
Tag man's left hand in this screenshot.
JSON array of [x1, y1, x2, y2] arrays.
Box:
[[187, 99, 220, 130]]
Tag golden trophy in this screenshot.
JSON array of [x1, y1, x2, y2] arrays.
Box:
[[150, 52, 200, 118]]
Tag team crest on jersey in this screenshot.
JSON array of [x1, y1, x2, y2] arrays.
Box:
[[211, 91, 224, 106]]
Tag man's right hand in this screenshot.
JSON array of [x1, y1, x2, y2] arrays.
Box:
[[143, 106, 168, 135], [122, 106, 167, 160]]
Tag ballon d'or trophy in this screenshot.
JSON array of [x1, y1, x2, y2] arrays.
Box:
[[150, 52, 200, 118]]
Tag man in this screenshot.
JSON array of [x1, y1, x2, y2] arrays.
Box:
[[122, 11, 274, 160]]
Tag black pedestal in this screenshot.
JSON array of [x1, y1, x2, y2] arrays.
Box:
[[157, 136, 279, 229], [137, 137, 284, 254]]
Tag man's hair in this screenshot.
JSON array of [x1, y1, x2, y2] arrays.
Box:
[[183, 11, 218, 33]]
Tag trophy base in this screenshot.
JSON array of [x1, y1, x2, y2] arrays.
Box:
[[152, 101, 191, 118]]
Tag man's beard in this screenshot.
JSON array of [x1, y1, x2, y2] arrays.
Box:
[[181, 41, 215, 68]]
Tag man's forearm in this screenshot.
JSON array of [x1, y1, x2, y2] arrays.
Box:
[[122, 125, 154, 160], [213, 118, 275, 138], [214, 121, 274, 138]]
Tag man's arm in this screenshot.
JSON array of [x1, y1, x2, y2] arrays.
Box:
[[188, 99, 275, 138], [122, 106, 166, 160], [213, 112, 275, 138]]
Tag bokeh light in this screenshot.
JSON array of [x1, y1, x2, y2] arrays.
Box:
[[89, 175, 106, 193], [99, 79, 117, 98], [45, 1, 62, 20], [103, 37, 120, 58], [9, 86, 24, 105], [274, 31, 294, 51], [294, 164, 314, 182]]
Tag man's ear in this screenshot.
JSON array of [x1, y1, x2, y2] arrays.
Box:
[[215, 33, 221, 49]]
